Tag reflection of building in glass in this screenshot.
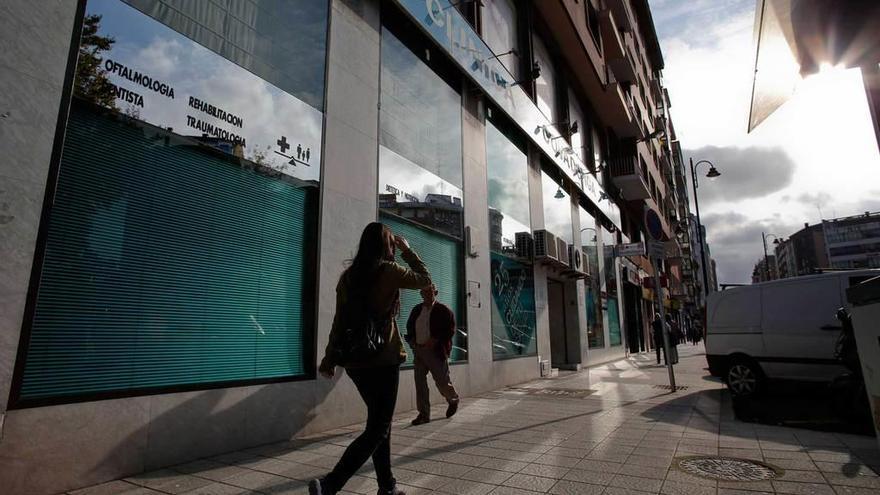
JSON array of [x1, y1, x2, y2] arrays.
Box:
[[380, 193, 464, 239], [489, 207, 504, 252]]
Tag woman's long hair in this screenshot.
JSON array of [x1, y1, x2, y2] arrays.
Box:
[[346, 222, 395, 287]]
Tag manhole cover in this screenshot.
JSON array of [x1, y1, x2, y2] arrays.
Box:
[[675, 456, 783, 481]]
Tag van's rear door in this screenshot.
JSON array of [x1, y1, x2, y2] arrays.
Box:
[[761, 277, 845, 382]]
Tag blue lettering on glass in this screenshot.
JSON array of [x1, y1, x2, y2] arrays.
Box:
[[394, 0, 620, 231]]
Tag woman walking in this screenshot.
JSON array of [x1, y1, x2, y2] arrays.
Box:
[[311, 222, 432, 495]]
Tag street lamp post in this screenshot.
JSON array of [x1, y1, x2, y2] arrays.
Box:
[[689, 158, 721, 297], [762, 232, 781, 281]]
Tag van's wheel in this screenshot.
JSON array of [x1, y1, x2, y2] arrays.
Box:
[[726, 358, 763, 397]]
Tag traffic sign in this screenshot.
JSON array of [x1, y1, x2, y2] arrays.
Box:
[[644, 208, 664, 241], [614, 242, 645, 257]]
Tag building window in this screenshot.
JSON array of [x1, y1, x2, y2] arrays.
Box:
[[585, 0, 602, 51], [487, 112, 537, 359], [379, 21, 467, 363], [542, 170, 573, 243], [480, 0, 520, 80], [532, 35, 559, 123], [14, 0, 328, 405], [603, 226, 623, 346], [567, 89, 587, 162], [581, 206, 604, 349]]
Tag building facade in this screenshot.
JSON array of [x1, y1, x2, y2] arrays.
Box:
[[774, 222, 828, 278], [823, 212, 880, 269], [0, 1, 689, 493], [752, 255, 778, 283]]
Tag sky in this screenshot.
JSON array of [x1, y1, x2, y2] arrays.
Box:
[[648, 0, 880, 284]]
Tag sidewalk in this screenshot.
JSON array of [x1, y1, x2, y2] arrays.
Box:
[[69, 345, 880, 495]]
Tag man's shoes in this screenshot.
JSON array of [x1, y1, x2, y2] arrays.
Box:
[[411, 415, 430, 426], [308, 479, 323, 495], [446, 398, 459, 418]]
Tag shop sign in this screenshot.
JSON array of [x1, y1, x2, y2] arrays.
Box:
[[392, 0, 620, 231]]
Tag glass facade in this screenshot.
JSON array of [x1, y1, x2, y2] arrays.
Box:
[[581, 207, 603, 349], [532, 35, 558, 123], [541, 171, 573, 243], [379, 21, 467, 363], [487, 114, 537, 359], [603, 226, 623, 346], [16, 0, 328, 402], [480, 0, 519, 80]]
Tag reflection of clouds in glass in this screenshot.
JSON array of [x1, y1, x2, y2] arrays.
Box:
[[96, 4, 322, 183], [135, 38, 181, 78], [379, 146, 463, 202], [542, 172, 572, 243], [487, 122, 530, 230], [121, 0, 328, 111], [380, 28, 462, 189]]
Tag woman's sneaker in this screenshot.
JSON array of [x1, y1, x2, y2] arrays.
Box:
[[308, 479, 323, 495], [377, 482, 405, 495]]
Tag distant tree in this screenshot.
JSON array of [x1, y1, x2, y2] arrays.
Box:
[[74, 14, 117, 109]]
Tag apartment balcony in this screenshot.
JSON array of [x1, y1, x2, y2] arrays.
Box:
[[603, 69, 642, 138], [606, 0, 633, 33], [600, 9, 636, 83], [609, 153, 651, 200]]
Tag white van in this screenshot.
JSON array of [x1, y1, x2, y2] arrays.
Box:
[[705, 269, 879, 396]]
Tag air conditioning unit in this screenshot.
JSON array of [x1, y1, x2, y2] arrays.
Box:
[[556, 238, 569, 268], [566, 244, 587, 278], [533, 230, 559, 262], [515, 232, 534, 260]]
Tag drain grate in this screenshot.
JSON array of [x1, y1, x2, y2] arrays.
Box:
[[505, 387, 595, 398], [653, 384, 688, 391], [675, 456, 783, 481]]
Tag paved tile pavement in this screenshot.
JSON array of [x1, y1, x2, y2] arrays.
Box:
[[68, 345, 880, 495]]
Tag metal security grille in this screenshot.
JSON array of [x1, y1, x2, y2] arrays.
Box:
[[381, 214, 466, 363], [16, 102, 315, 403]]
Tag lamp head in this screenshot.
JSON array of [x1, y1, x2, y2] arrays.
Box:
[[706, 166, 721, 179], [554, 186, 565, 199]]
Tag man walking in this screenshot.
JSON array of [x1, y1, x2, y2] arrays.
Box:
[[405, 284, 459, 425], [652, 313, 667, 365]]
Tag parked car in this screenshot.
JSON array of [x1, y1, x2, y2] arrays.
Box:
[[705, 269, 879, 397]]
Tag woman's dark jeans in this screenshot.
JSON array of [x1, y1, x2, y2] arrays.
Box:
[[323, 364, 400, 493]]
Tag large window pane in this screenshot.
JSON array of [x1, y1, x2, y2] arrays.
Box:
[[481, 0, 519, 80], [379, 23, 466, 363], [568, 89, 586, 162], [581, 207, 603, 349], [533, 35, 558, 123], [541, 171, 573, 243], [16, 0, 327, 403], [603, 226, 623, 346], [487, 117, 537, 359]]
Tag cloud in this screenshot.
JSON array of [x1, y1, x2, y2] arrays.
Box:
[[700, 211, 802, 284], [686, 146, 796, 205]]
